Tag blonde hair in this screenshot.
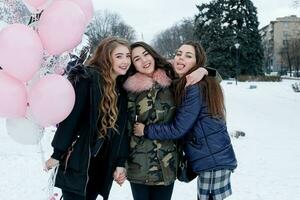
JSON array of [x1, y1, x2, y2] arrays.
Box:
[[88, 37, 130, 137]]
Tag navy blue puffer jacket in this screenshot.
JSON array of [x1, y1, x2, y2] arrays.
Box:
[[144, 84, 237, 173]]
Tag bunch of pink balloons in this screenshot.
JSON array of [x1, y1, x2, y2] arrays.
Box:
[[0, 0, 93, 129], [37, 0, 94, 55], [0, 71, 76, 127], [23, 0, 93, 23], [22, 0, 94, 56], [38, 0, 87, 55]]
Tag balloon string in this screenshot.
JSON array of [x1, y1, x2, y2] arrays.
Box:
[[38, 134, 45, 169], [38, 132, 48, 200], [38, 130, 60, 200], [47, 166, 59, 200]]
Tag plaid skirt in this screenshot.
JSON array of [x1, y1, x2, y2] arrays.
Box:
[[197, 169, 232, 200]]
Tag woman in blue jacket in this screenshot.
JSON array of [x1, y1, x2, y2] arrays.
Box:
[[133, 41, 237, 200]]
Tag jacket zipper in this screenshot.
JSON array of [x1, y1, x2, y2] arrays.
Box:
[[116, 95, 127, 160], [84, 79, 95, 195], [84, 146, 91, 195]]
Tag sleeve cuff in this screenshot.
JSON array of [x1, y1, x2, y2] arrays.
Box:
[[116, 158, 126, 167], [205, 67, 217, 77], [144, 126, 150, 138], [51, 149, 65, 161]]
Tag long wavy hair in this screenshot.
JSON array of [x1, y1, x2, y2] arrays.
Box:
[[87, 37, 130, 138], [129, 41, 174, 78], [174, 41, 226, 120]]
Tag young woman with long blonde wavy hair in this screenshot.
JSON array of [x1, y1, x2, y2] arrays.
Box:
[[45, 37, 131, 200]]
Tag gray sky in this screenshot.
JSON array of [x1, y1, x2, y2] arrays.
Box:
[[92, 0, 299, 43]]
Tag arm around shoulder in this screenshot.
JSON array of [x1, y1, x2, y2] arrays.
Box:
[[145, 84, 203, 140], [205, 67, 223, 82]]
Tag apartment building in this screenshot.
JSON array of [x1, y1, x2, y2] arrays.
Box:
[[260, 15, 300, 73]]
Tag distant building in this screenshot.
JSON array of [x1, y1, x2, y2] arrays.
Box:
[[260, 15, 300, 73]]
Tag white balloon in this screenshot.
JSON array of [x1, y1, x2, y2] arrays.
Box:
[[6, 118, 44, 145]]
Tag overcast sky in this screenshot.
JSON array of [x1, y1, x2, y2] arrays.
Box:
[[92, 0, 299, 43]]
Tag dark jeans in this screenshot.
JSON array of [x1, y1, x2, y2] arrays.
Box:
[[130, 182, 174, 200], [62, 189, 98, 200]]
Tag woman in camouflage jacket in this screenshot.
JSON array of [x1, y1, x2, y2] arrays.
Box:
[[123, 42, 178, 200]]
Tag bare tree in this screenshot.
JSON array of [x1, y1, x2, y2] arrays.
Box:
[[289, 39, 300, 76], [152, 18, 198, 59], [85, 10, 136, 52], [280, 37, 300, 77], [292, 0, 300, 8], [152, 28, 180, 59]]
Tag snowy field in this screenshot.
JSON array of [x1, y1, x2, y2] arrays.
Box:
[[0, 80, 299, 200]]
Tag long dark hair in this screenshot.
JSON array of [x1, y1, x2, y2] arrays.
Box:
[[174, 41, 226, 120], [129, 41, 175, 78], [87, 37, 130, 137]]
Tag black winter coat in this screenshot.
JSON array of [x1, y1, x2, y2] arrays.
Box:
[[51, 66, 129, 200]]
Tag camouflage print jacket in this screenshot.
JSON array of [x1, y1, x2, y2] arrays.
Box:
[[123, 69, 178, 186]]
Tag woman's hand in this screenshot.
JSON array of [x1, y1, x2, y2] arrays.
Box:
[[44, 158, 59, 171], [186, 67, 208, 86], [133, 122, 145, 136], [113, 167, 127, 186]]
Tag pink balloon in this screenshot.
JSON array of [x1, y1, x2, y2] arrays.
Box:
[[0, 71, 27, 118], [38, 0, 86, 55], [0, 24, 44, 82], [68, 0, 94, 24], [28, 74, 75, 127], [23, 0, 50, 10]]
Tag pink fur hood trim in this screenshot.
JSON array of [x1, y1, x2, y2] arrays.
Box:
[[123, 69, 172, 93]]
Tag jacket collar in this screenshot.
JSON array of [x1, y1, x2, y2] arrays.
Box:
[[123, 69, 172, 93]]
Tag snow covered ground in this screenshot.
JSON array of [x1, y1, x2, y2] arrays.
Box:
[[1, 80, 299, 200]]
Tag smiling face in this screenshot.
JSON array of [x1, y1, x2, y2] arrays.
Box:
[[111, 44, 131, 78], [131, 46, 155, 76], [174, 44, 197, 77]]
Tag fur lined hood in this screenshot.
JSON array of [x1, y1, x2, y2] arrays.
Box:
[[123, 69, 172, 93]]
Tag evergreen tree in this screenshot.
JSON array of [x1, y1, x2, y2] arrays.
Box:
[[195, 0, 264, 78]]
